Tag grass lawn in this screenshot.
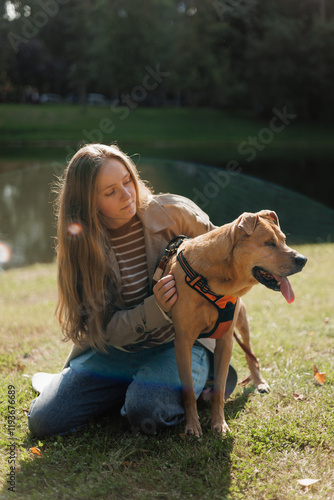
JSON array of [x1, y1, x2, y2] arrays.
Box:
[[1, 104, 334, 169], [1, 242, 334, 499]]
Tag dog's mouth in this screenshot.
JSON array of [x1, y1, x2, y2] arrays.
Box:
[[252, 266, 295, 304]]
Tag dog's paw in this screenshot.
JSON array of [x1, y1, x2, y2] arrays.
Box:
[[255, 381, 270, 394], [185, 420, 202, 437], [211, 421, 230, 434]]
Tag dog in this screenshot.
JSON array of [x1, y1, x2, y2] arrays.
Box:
[[167, 210, 307, 436]]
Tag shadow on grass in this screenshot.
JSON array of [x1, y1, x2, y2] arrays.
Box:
[[3, 391, 252, 499]]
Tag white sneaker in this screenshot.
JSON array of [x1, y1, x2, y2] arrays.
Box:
[[32, 372, 57, 393]]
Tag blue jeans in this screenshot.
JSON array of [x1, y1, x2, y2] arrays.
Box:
[[28, 342, 235, 438]]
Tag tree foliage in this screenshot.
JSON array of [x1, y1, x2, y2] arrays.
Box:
[[1, 0, 334, 119]]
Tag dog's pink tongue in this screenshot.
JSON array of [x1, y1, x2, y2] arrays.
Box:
[[274, 275, 295, 304]]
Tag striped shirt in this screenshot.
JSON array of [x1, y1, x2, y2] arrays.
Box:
[[108, 215, 174, 351]]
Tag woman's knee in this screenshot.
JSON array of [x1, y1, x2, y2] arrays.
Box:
[[28, 396, 78, 438], [28, 397, 55, 438]]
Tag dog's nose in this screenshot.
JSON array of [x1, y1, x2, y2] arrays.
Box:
[[295, 254, 307, 269]]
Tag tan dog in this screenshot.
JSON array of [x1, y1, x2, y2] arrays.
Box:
[[168, 210, 307, 436]]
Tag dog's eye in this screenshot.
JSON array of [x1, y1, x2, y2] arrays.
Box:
[[265, 241, 276, 248]]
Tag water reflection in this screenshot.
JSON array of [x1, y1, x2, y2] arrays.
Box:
[[1, 164, 55, 269], [0, 160, 333, 269]]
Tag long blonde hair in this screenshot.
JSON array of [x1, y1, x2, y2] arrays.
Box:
[[54, 143, 152, 351]]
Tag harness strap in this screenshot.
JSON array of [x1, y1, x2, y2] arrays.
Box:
[[152, 235, 188, 286], [177, 249, 231, 305], [176, 249, 238, 339]]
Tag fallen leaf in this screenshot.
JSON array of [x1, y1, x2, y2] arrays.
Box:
[[314, 365, 326, 385], [292, 392, 306, 401], [297, 478, 320, 491], [30, 447, 42, 456]]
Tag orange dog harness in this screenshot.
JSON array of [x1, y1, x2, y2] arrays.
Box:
[[153, 236, 238, 340], [176, 249, 238, 339], [153, 237, 259, 368]]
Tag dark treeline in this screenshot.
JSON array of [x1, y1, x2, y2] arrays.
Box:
[[1, 0, 334, 120]]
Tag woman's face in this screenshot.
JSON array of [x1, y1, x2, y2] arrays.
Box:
[[96, 159, 137, 229]]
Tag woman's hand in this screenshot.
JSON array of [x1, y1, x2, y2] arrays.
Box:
[[153, 274, 178, 313]]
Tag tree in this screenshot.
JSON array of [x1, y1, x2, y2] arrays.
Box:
[[244, 0, 334, 119], [1, 0, 334, 119], [96, 0, 175, 100]]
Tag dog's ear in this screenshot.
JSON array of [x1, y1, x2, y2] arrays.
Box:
[[258, 210, 280, 228], [237, 212, 259, 235], [229, 212, 259, 248], [269, 211, 279, 226]]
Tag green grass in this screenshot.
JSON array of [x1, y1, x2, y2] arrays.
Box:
[[1, 243, 334, 499], [1, 104, 334, 168]]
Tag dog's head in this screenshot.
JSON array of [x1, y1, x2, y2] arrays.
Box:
[[230, 210, 307, 303]]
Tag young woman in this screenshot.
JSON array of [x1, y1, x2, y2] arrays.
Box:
[[28, 143, 237, 437]]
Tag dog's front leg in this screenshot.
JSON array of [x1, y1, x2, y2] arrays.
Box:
[[210, 333, 234, 433], [174, 335, 202, 437]]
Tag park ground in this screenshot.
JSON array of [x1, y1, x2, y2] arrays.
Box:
[[1, 105, 334, 499]]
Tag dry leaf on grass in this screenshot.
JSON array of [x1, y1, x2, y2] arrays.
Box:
[[30, 447, 42, 456], [297, 478, 320, 491], [292, 392, 306, 401], [314, 365, 326, 385]]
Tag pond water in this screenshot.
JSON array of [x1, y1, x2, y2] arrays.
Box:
[[1, 159, 333, 269]]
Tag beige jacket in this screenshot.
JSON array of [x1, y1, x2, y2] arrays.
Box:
[[63, 193, 216, 368]]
